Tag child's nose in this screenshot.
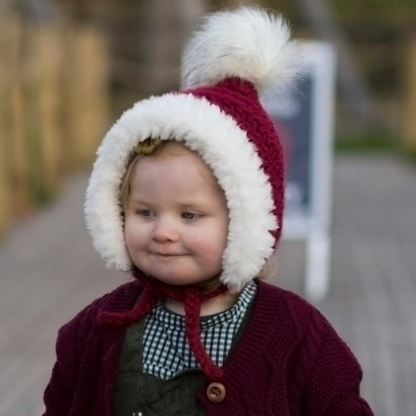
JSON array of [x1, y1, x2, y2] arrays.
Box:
[[151, 218, 179, 243]]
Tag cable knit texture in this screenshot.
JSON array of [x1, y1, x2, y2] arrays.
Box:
[[188, 77, 285, 245], [42, 280, 375, 416]]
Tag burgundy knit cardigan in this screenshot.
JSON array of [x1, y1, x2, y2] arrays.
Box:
[[42, 280, 374, 416]]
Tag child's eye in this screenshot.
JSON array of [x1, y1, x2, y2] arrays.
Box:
[[181, 212, 199, 220], [136, 209, 154, 217]]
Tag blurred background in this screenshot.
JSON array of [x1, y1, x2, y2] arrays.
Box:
[[0, 0, 415, 415]]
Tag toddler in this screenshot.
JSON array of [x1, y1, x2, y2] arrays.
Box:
[[43, 6, 375, 416]]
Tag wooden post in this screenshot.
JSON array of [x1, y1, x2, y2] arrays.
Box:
[[403, 40, 416, 152], [8, 16, 33, 216], [33, 24, 62, 199], [0, 13, 12, 237], [64, 25, 110, 169]]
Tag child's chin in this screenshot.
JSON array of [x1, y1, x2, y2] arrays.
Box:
[[151, 271, 207, 287], [157, 277, 203, 286]]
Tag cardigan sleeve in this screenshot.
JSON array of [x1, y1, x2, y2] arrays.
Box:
[[300, 310, 375, 416], [42, 296, 107, 416]]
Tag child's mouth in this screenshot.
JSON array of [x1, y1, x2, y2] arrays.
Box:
[[152, 252, 183, 257]]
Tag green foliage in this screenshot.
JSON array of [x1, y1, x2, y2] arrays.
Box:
[[404, 148, 416, 167], [335, 131, 399, 154], [335, 130, 416, 169], [262, 0, 301, 21], [332, 0, 416, 21]]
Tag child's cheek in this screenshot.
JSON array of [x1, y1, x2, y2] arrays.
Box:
[[124, 228, 135, 251], [189, 234, 225, 261], [124, 219, 141, 249]]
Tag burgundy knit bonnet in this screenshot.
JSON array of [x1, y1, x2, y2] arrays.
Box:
[[85, 6, 304, 383]]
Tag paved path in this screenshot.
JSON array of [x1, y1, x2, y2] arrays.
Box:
[[1, 155, 415, 416]]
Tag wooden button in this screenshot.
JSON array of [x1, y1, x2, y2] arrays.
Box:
[[207, 382, 226, 403]]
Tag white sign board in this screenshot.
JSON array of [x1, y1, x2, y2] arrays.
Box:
[[262, 42, 337, 301]]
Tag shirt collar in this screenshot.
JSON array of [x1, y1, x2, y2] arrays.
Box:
[[151, 281, 257, 331]]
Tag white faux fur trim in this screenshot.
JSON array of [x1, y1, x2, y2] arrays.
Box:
[[85, 94, 277, 291], [181, 6, 304, 95]]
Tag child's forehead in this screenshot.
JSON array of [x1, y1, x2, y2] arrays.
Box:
[[129, 148, 226, 203], [136, 147, 215, 180], [134, 144, 215, 180]]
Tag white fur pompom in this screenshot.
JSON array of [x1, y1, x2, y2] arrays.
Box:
[[181, 6, 305, 94]]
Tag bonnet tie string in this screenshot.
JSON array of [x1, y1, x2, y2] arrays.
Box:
[[97, 271, 227, 382]]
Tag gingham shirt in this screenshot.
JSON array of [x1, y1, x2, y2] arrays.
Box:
[[143, 281, 257, 380]]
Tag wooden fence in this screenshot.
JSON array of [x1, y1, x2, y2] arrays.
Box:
[[0, 14, 110, 239], [403, 40, 416, 154]]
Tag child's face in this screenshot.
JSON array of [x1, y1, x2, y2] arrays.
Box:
[[124, 147, 229, 286]]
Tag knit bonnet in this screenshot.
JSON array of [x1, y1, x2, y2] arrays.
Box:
[[85, 6, 304, 382]]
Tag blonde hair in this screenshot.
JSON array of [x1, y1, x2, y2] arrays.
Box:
[[258, 250, 279, 280], [120, 139, 188, 210], [120, 138, 279, 284]]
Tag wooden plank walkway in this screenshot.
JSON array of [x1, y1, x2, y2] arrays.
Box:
[[0, 155, 415, 416]]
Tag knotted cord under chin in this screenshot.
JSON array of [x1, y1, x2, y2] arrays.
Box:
[[96, 271, 227, 381]]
